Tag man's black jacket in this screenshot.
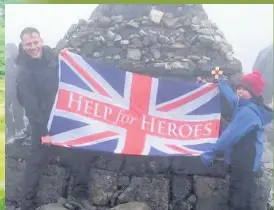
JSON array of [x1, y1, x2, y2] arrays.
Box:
[[16, 45, 59, 136]]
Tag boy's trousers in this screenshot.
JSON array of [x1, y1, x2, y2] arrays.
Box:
[[228, 166, 271, 210], [228, 130, 271, 210], [228, 166, 256, 210]]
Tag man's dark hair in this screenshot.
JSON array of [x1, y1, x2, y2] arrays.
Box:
[[20, 27, 40, 40]]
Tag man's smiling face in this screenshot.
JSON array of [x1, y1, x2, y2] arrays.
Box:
[[21, 32, 43, 59]]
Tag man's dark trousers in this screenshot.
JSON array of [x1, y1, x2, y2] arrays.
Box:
[[21, 127, 91, 209]]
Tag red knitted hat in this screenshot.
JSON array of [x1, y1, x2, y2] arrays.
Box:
[[238, 70, 265, 97]]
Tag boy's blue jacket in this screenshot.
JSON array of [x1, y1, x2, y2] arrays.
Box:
[[200, 77, 273, 172]]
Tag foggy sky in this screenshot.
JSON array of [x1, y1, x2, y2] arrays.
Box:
[[5, 4, 273, 72]]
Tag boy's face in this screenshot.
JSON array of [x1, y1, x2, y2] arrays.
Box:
[[236, 86, 252, 99]]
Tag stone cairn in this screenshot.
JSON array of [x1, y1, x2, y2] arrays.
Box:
[[56, 4, 242, 81], [6, 4, 272, 210]]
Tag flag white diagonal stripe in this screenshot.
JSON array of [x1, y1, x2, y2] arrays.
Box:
[[69, 52, 125, 102], [155, 83, 212, 110], [60, 55, 96, 95], [166, 87, 219, 115]]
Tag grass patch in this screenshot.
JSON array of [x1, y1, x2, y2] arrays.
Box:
[[0, 187, 4, 209]]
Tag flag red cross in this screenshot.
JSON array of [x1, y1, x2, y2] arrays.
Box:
[[54, 50, 220, 155]]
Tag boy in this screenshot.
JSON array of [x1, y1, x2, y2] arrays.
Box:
[[200, 71, 273, 210]]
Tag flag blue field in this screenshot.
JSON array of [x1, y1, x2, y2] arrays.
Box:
[[45, 50, 221, 156]]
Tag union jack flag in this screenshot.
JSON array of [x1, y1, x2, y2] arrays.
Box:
[[45, 50, 221, 156]]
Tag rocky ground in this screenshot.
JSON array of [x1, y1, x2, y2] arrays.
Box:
[[5, 136, 272, 210], [5, 137, 229, 210]]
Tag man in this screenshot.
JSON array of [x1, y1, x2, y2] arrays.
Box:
[[15, 27, 95, 210], [5, 43, 26, 140]]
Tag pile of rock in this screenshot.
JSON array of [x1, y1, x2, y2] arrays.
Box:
[[56, 4, 242, 80]]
